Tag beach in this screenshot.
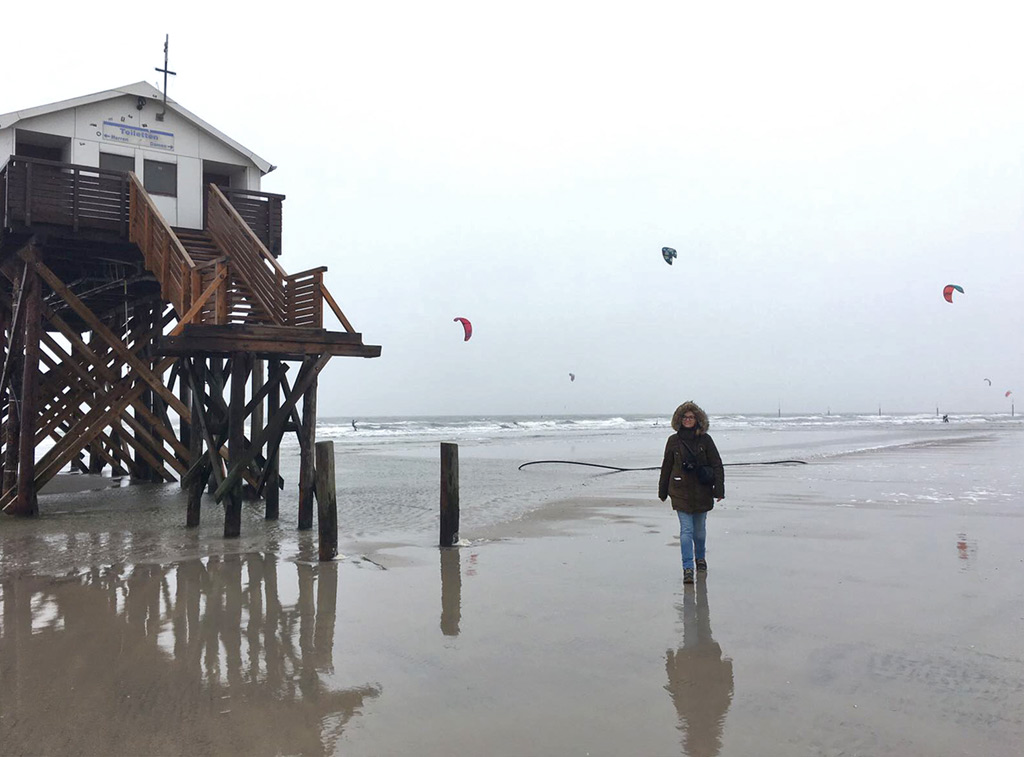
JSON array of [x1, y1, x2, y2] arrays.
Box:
[[1, 415, 1023, 756]]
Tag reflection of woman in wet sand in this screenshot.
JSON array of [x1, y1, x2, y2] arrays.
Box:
[[664, 581, 734, 757]]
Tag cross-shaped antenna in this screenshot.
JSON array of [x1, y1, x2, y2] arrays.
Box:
[[155, 34, 176, 122]]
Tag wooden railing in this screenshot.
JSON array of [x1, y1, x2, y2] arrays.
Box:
[[221, 187, 284, 257], [1, 160, 359, 332], [1, 156, 129, 235], [128, 173, 197, 317], [206, 184, 286, 326]]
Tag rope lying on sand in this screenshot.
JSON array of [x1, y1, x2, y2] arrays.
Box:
[[516, 460, 807, 472]]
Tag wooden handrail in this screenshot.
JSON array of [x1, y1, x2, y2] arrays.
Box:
[[124, 173, 359, 333], [209, 183, 287, 275], [128, 172, 197, 319], [207, 183, 286, 325], [284, 266, 328, 280], [320, 282, 355, 333]]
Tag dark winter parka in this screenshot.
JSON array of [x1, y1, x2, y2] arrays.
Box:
[[658, 401, 725, 513]]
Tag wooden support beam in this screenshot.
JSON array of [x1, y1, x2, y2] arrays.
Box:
[[20, 252, 190, 419], [214, 354, 330, 503], [243, 361, 288, 421], [37, 332, 187, 474], [251, 358, 265, 444], [225, 352, 248, 538], [0, 263, 30, 402], [440, 442, 460, 547], [186, 357, 204, 527], [297, 367, 318, 531], [32, 349, 176, 481], [0, 356, 178, 511], [184, 359, 227, 491], [14, 267, 41, 516], [2, 284, 23, 496], [264, 358, 281, 520], [315, 441, 338, 560]]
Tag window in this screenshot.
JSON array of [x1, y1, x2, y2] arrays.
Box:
[[144, 160, 177, 196], [99, 153, 135, 174], [17, 143, 64, 162]]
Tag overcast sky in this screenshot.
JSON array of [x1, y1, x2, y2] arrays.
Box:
[[4, 1, 1023, 417]]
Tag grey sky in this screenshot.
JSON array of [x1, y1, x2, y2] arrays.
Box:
[[4, 1, 1022, 416]]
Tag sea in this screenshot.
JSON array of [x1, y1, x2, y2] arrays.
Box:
[[271, 412, 1022, 539]]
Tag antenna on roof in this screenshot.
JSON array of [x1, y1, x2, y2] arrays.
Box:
[[154, 34, 176, 122]]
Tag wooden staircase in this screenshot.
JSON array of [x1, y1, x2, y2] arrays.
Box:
[[171, 228, 277, 325], [129, 176, 354, 333]]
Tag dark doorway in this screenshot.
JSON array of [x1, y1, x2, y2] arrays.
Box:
[[202, 170, 232, 227]]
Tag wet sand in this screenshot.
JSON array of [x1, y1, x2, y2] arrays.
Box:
[[2, 429, 1023, 756]]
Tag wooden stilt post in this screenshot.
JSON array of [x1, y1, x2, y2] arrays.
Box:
[[0, 305, 7, 480], [186, 357, 204, 527], [265, 358, 281, 520], [247, 358, 264, 500], [2, 279, 24, 498], [314, 440, 338, 560], [251, 358, 265, 442], [207, 357, 223, 494], [14, 266, 41, 516], [225, 352, 246, 537], [439, 442, 459, 547], [179, 365, 191, 479], [297, 363, 318, 531], [136, 301, 156, 482]]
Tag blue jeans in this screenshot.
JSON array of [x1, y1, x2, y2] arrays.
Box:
[[677, 510, 707, 570]]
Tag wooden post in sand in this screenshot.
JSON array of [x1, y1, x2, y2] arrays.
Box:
[[439, 442, 460, 547], [314, 441, 338, 561]]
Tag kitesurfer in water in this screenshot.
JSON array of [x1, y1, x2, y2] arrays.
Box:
[[658, 402, 725, 585]]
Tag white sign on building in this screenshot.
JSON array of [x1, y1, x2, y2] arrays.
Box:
[[101, 120, 175, 152]]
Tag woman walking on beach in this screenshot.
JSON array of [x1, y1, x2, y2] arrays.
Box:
[[659, 401, 725, 584]]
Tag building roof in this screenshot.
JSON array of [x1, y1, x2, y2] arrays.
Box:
[[0, 81, 275, 174]]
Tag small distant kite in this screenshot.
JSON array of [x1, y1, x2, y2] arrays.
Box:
[[453, 317, 472, 341], [984, 378, 992, 386], [569, 373, 575, 383], [1006, 390, 1013, 398], [662, 247, 677, 265], [943, 284, 964, 303]]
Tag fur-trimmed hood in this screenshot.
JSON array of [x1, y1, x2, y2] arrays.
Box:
[[671, 401, 710, 435]]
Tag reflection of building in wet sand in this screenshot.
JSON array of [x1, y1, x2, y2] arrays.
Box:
[[0, 552, 379, 755], [664, 581, 734, 757]]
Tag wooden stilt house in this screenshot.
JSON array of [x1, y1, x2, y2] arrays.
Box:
[[0, 82, 380, 535]]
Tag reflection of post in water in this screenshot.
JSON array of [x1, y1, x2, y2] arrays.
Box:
[[0, 553, 381, 756], [440, 547, 462, 636], [664, 581, 734, 757]]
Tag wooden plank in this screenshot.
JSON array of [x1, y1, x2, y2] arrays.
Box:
[[157, 336, 379, 358]]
